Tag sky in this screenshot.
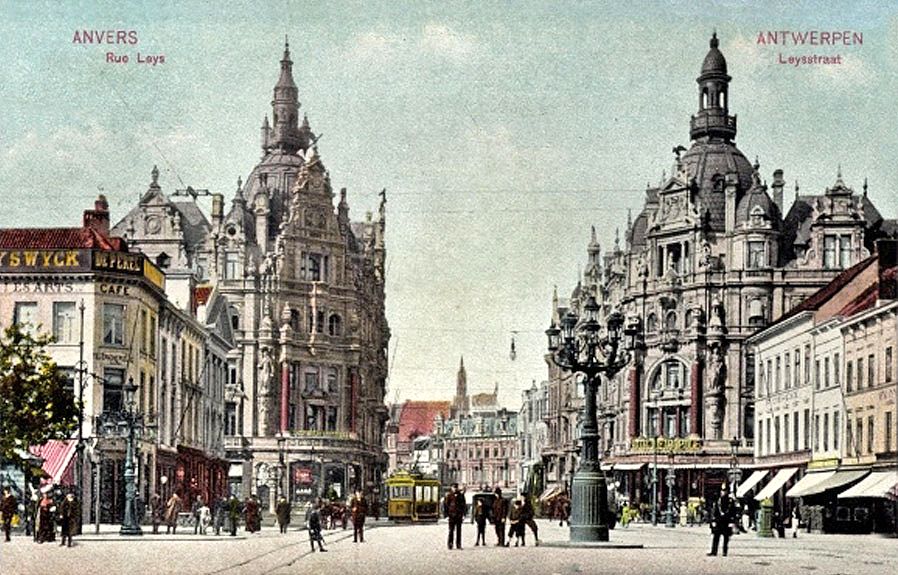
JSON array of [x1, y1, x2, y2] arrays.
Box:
[[1, 1, 897, 410]]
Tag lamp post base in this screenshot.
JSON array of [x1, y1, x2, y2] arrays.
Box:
[[119, 525, 143, 536], [569, 468, 609, 543]]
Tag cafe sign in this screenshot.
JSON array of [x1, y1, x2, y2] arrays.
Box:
[[0, 248, 164, 290], [630, 436, 703, 454]]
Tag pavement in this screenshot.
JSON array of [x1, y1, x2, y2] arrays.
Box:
[[1, 519, 894, 575]]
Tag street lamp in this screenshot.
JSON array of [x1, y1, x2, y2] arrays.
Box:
[[277, 435, 287, 503], [665, 450, 676, 528], [728, 436, 742, 494], [546, 296, 637, 542], [119, 376, 143, 536]]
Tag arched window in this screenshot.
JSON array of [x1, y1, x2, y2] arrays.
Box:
[[328, 314, 342, 337], [229, 306, 240, 330], [748, 298, 766, 327], [684, 309, 694, 329], [646, 313, 657, 333], [701, 88, 708, 110], [664, 311, 677, 331], [650, 359, 686, 390]]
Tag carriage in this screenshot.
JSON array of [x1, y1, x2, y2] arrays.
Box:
[[385, 470, 441, 522]]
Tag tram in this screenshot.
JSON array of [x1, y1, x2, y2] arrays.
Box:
[[385, 470, 441, 522]]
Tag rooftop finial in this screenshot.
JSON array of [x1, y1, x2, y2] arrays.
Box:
[[710, 30, 719, 49], [150, 165, 159, 187], [863, 177, 868, 196], [283, 35, 290, 59]]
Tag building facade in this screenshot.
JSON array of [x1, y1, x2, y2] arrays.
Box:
[[518, 380, 549, 496], [547, 33, 897, 512], [113, 43, 389, 510]]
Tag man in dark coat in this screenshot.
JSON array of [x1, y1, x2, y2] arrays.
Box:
[[275, 496, 291, 534], [442, 483, 466, 550], [244, 495, 260, 533], [227, 495, 241, 536], [1, 486, 17, 542], [492, 487, 508, 547], [58, 492, 78, 547], [708, 487, 735, 557], [149, 494, 163, 534], [191, 495, 205, 535], [350, 490, 368, 543], [307, 501, 327, 552], [520, 494, 540, 546], [35, 492, 56, 543]]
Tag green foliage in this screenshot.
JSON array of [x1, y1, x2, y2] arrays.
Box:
[[0, 323, 80, 466]]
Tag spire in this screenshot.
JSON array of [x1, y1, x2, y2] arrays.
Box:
[[692, 32, 735, 142], [270, 39, 302, 153], [863, 177, 868, 197], [233, 176, 245, 204]]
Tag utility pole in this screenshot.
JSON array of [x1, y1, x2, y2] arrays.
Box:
[[76, 300, 86, 533]]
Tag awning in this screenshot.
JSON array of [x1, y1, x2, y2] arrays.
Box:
[[797, 470, 869, 497], [538, 485, 564, 503], [754, 467, 798, 501], [736, 470, 768, 498], [228, 463, 243, 478], [786, 471, 835, 498], [613, 463, 647, 471], [29, 440, 77, 485], [838, 471, 898, 499]]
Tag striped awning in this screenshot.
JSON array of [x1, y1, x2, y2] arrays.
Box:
[[735, 470, 768, 498], [755, 467, 798, 501], [29, 439, 77, 485], [539, 485, 564, 503], [786, 471, 835, 498], [796, 470, 868, 498], [838, 471, 898, 499]]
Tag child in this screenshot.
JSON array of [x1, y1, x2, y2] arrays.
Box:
[[507, 499, 525, 547], [307, 502, 328, 552], [474, 500, 488, 546]]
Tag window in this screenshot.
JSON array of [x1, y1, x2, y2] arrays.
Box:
[[823, 413, 829, 451], [103, 303, 125, 345], [834, 412, 840, 451], [883, 346, 892, 383], [766, 418, 771, 455], [646, 313, 657, 333], [665, 361, 681, 389], [814, 414, 820, 451], [303, 370, 319, 393], [803, 408, 810, 450], [823, 235, 838, 269], [326, 407, 338, 431], [847, 418, 854, 456], [775, 356, 782, 391], [748, 298, 765, 327], [775, 416, 781, 454], [664, 410, 677, 437], [857, 419, 864, 455], [747, 241, 766, 269], [13, 302, 38, 333], [784, 413, 791, 451], [224, 252, 240, 279], [886, 412, 893, 453], [103, 368, 125, 413], [823, 235, 851, 269], [839, 235, 852, 268], [868, 354, 876, 387], [868, 416, 875, 454], [664, 311, 677, 331], [149, 315, 157, 357], [326, 367, 338, 393], [304, 404, 323, 431], [815, 359, 821, 390], [758, 423, 764, 456], [140, 310, 148, 353], [327, 314, 342, 337], [301, 253, 329, 282], [834, 353, 840, 386], [794, 350, 801, 388], [53, 302, 76, 343], [824, 357, 830, 388], [785, 356, 791, 389], [804, 345, 811, 385], [793, 410, 800, 453], [847, 360, 853, 392], [857, 358, 864, 390]]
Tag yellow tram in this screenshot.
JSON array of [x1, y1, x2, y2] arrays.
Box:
[[386, 470, 441, 522]]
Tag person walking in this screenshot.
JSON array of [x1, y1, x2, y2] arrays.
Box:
[[520, 494, 540, 546], [707, 487, 735, 557], [191, 495, 205, 535], [307, 500, 327, 552], [213, 496, 226, 536], [164, 492, 182, 534], [58, 492, 78, 547], [350, 490, 368, 543], [492, 487, 508, 547], [558, 492, 571, 527], [507, 498, 525, 546], [791, 506, 801, 538], [149, 494, 163, 534], [35, 491, 56, 543], [1, 486, 17, 542], [227, 495, 241, 536], [244, 495, 260, 533], [473, 499, 488, 546], [442, 483, 466, 550], [275, 496, 291, 534]]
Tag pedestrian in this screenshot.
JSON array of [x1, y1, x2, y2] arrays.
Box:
[[164, 492, 182, 534], [474, 499, 487, 546], [213, 496, 226, 536], [507, 498, 525, 546], [791, 506, 801, 538], [58, 492, 78, 547], [707, 486, 734, 557], [773, 507, 786, 539], [1, 486, 17, 542], [519, 493, 540, 546], [559, 492, 571, 527], [350, 490, 368, 543], [244, 495, 260, 533], [192, 495, 205, 535], [35, 491, 56, 543], [227, 495, 241, 536], [150, 493, 163, 534], [307, 500, 327, 552], [276, 496, 291, 534], [442, 483, 466, 550], [492, 487, 508, 547]]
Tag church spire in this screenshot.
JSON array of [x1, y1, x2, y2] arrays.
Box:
[[270, 38, 302, 154], [691, 32, 736, 142], [452, 356, 469, 418]]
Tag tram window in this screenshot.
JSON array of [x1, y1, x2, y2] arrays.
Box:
[[392, 486, 410, 499], [416, 486, 424, 501]]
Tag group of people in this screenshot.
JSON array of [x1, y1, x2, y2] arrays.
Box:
[[305, 490, 369, 552], [148, 492, 262, 536], [0, 485, 79, 546], [443, 484, 540, 550]]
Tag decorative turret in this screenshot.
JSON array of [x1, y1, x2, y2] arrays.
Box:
[[270, 38, 303, 153], [260, 115, 271, 153], [690, 33, 737, 142]]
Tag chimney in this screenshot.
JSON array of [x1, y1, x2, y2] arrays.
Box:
[[771, 169, 785, 214], [83, 194, 110, 236], [211, 193, 224, 228], [877, 239, 898, 301]]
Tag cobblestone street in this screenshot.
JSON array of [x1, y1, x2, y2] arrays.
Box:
[[2, 519, 895, 575]]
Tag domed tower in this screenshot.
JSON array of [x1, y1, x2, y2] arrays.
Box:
[[270, 39, 303, 154], [691, 32, 736, 142]]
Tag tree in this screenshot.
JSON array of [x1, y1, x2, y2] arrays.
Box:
[[0, 323, 80, 467]]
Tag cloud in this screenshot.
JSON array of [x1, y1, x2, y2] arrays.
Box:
[[344, 23, 478, 63]]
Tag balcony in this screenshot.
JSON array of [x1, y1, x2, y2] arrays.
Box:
[[689, 113, 737, 140]]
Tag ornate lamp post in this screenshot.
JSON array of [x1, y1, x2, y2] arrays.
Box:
[[546, 296, 638, 542], [277, 435, 287, 503], [728, 436, 742, 494], [665, 450, 676, 528], [119, 376, 143, 536]]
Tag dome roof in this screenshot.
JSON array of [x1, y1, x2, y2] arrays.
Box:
[[680, 139, 754, 230], [736, 184, 780, 226], [701, 33, 727, 76]]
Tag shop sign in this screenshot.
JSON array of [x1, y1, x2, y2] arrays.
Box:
[[0, 249, 90, 272], [294, 466, 313, 485], [630, 436, 703, 454]]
